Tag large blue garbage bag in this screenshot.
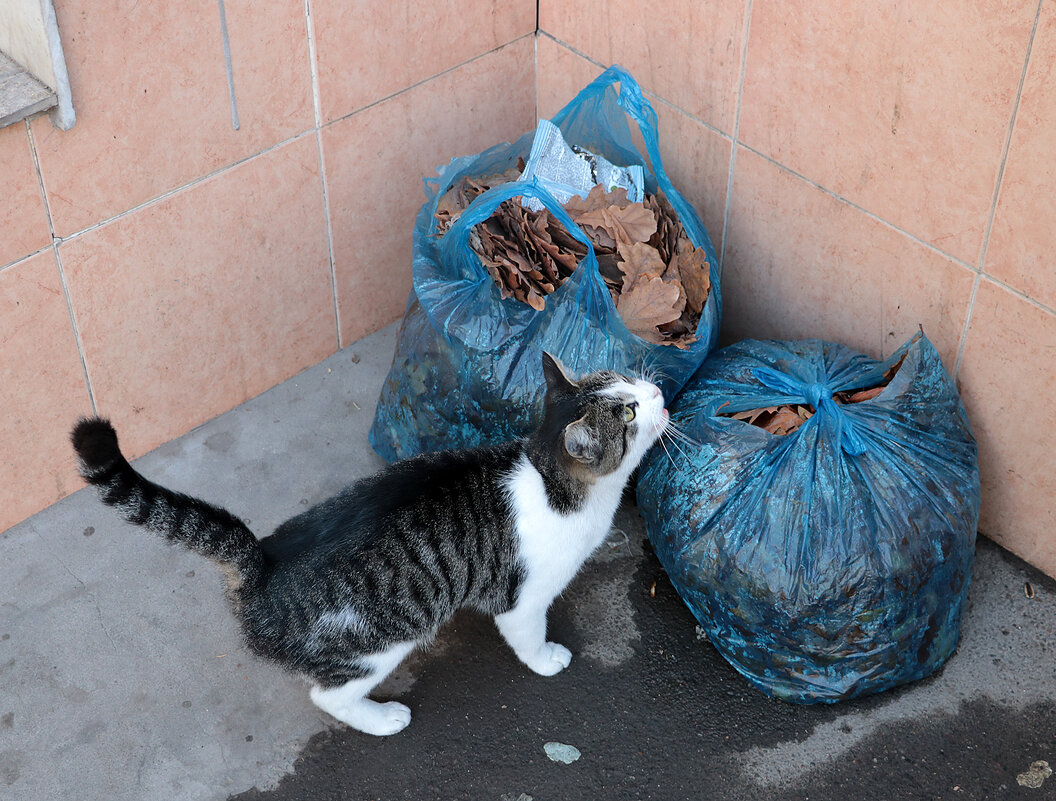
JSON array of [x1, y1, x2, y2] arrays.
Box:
[[369, 65, 721, 461], [636, 333, 980, 703]]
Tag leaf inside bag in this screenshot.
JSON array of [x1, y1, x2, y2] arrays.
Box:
[[436, 170, 712, 346], [721, 350, 912, 435]]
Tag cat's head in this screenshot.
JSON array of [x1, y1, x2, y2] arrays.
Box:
[[535, 352, 668, 482]]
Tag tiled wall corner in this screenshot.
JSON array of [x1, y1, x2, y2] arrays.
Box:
[[534, 34, 602, 118], [0, 251, 93, 531], [535, 0, 1053, 575], [323, 38, 536, 347], [723, 148, 975, 368], [738, 1, 1037, 265], [58, 136, 336, 459], [311, 0, 535, 124], [538, 0, 750, 134], [535, 36, 733, 255], [3, 0, 537, 534]]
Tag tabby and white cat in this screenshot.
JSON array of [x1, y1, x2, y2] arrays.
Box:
[[71, 353, 668, 736]]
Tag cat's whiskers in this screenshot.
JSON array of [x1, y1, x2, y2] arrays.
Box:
[[636, 361, 672, 389], [660, 429, 690, 463], [654, 429, 678, 467], [664, 421, 698, 449], [657, 418, 696, 463]]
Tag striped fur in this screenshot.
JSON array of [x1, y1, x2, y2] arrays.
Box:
[[70, 353, 667, 735]]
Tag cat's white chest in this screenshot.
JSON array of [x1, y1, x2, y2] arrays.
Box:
[[504, 455, 625, 604]]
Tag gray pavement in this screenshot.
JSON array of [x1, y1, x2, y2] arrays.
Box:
[[2, 322, 1054, 801]]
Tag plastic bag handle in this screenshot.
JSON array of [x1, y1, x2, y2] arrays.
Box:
[[441, 176, 601, 285], [557, 65, 657, 142], [551, 65, 707, 249], [753, 367, 869, 456]]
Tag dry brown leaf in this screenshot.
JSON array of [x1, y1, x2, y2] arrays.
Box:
[[675, 242, 711, 315], [616, 275, 684, 338], [842, 386, 884, 403], [762, 407, 809, 436], [616, 204, 660, 244], [563, 184, 632, 215], [575, 204, 657, 249], [617, 241, 667, 292], [723, 403, 815, 435], [730, 406, 779, 426], [571, 207, 618, 249], [458, 176, 706, 347], [524, 287, 546, 311], [882, 350, 909, 384]]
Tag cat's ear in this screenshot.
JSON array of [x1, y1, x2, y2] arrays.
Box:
[[564, 419, 601, 466], [542, 351, 576, 394]]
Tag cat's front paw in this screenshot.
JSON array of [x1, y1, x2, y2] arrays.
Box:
[[347, 700, 412, 736], [524, 641, 572, 676]]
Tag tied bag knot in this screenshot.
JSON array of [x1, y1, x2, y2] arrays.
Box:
[[752, 368, 868, 456]]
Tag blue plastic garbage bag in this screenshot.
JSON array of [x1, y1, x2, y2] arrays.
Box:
[[636, 333, 980, 703], [369, 65, 721, 461]]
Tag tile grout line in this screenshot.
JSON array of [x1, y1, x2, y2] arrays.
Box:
[[977, 0, 1042, 273], [954, 0, 1043, 380], [216, 0, 240, 130], [44, 34, 536, 256], [304, 0, 341, 351], [533, 28, 540, 120], [641, 84, 733, 144], [26, 119, 98, 415], [738, 140, 980, 275], [535, 30, 988, 284], [720, 0, 754, 279], [535, 31, 735, 143], [981, 272, 1056, 316], [322, 33, 537, 132], [953, 274, 982, 383], [0, 244, 54, 275], [53, 128, 318, 246]]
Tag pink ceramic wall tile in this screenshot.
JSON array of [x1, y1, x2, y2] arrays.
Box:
[[535, 35, 603, 119], [738, 1, 1037, 265], [958, 279, 1056, 577], [651, 102, 732, 257], [1, 124, 51, 268], [311, 0, 535, 124], [984, 3, 1056, 311], [538, 0, 750, 134], [0, 251, 93, 532], [723, 148, 975, 367], [31, 0, 314, 237], [59, 136, 335, 459], [322, 39, 536, 347]]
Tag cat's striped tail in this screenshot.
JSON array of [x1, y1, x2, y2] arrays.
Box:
[[71, 417, 267, 586]]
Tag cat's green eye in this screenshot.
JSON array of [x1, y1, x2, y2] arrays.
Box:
[[623, 403, 637, 423]]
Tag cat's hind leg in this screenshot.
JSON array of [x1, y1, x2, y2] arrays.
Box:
[[309, 641, 416, 736]]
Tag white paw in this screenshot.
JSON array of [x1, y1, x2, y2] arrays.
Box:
[[356, 700, 412, 736], [311, 690, 412, 736], [524, 642, 572, 676]]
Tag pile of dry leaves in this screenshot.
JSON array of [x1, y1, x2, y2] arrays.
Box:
[[434, 172, 711, 349], [719, 353, 907, 436]]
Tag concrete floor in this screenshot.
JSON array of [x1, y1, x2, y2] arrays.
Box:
[[2, 322, 1054, 801]]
